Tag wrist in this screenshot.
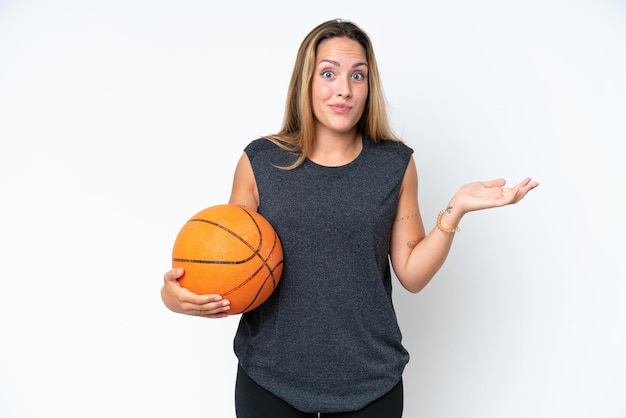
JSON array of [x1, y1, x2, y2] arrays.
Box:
[[437, 206, 462, 233]]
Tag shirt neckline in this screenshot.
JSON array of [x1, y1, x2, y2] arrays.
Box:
[[305, 135, 367, 170]]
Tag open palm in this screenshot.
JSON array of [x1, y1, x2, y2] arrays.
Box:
[[456, 177, 539, 213]]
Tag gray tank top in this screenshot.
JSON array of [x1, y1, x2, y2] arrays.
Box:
[[234, 136, 412, 413]]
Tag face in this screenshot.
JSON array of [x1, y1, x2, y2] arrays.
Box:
[[311, 37, 369, 137]]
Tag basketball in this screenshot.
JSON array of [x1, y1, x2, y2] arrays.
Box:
[[171, 204, 283, 314]]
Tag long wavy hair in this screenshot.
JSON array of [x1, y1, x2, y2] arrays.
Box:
[[266, 19, 400, 169]]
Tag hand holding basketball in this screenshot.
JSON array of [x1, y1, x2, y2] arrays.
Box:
[[161, 268, 231, 318]]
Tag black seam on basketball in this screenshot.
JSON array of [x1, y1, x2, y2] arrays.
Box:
[[222, 256, 283, 296], [171, 257, 246, 265], [173, 209, 263, 264], [224, 259, 284, 312], [222, 231, 284, 311], [238, 262, 284, 312]]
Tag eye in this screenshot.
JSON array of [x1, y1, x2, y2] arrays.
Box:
[[321, 70, 334, 79], [352, 72, 366, 81]]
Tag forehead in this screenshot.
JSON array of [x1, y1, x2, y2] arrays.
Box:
[[316, 37, 367, 63]]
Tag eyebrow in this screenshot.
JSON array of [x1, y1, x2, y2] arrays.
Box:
[[318, 59, 368, 68]]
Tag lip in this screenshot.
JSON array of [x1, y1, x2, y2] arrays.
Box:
[[329, 103, 351, 114]]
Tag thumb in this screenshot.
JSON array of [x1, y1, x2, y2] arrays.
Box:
[[164, 267, 185, 283], [484, 178, 506, 188]]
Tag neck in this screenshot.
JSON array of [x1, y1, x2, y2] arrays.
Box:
[[309, 129, 362, 167]]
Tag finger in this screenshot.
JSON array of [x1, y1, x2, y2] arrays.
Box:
[[513, 177, 533, 188], [514, 178, 539, 194], [205, 312, 230, 319], [164, 268, 185, 283], [483, 178, 506, 188], [515, 182, 539, 202], [503, 178, 530, 197], [525, 179, 540, 190], [182, 291, 225, 306], [192, 299, 231, 317], [196, 310, 229, 318]]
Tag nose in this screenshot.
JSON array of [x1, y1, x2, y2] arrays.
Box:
[[336, 76, 352, 99]]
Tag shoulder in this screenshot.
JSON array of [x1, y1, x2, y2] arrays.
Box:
[[244, 137, 298, 168], [244, 137, 296, 154], [365, 137, 414, 163], [244, 137, 275, 155]]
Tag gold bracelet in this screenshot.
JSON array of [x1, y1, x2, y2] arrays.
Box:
[[437, 210, 460, 233]]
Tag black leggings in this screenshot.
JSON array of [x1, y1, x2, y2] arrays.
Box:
[[235, 365, 403, 417]]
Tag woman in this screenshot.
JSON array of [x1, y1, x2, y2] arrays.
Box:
[[161, 19, 538, 417]]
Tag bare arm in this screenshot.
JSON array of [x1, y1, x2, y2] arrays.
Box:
[[228, 152, 259, 210], [390, 156, 539, 293]]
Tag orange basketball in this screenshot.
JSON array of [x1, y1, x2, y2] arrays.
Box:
[[171, 204, 283, 314]]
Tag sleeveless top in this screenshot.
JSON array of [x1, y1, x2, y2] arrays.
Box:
[[233, 135, 413, 413]]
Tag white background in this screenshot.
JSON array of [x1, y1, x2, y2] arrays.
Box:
[[1, 0, 624, 417]]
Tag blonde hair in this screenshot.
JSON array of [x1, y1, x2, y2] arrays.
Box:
[[266, 19, 400, 169]]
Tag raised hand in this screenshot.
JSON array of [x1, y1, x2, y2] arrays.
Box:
[[453, 177, 539, 214]]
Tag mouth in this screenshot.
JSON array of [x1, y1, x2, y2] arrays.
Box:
[[330, 104, 351, 114]]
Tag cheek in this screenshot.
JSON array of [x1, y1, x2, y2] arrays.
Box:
[[356, 84, 369, 100], [310, 83, 326, 118], [312, 80, 332, 100], [355, 86, 369, 110]]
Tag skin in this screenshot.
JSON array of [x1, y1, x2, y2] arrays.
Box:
[[161, 37, 539, 318]]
